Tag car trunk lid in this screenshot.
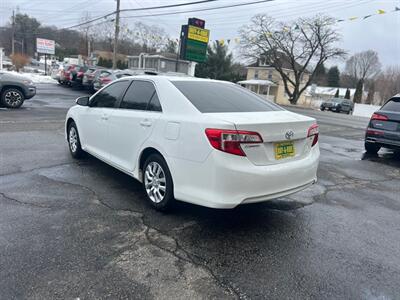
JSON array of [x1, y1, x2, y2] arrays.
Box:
[[206, 111, 317, 166]]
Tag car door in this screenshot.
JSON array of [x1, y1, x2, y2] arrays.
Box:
[[78, 80, 130, 160], [107, 80, 162, 173], [341, 100, 351, 112]]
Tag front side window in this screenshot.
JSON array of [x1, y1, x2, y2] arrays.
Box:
[[120, 81, 161, 111], [172, 81, 283, 113], [90, 80, 130, 108]]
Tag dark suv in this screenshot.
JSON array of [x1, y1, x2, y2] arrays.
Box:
[[365, 96, 400, 154], [0, 72, 36, 108], [320, 98, 354, 114]]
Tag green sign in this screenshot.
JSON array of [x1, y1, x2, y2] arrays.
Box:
[[184, 39, 208, 62]]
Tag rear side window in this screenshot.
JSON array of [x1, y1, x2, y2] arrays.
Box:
[[171, 81, 283, 113], [120, 81, 161, 111], [382, 98, 400, 112], [90, 80, 130, 108]]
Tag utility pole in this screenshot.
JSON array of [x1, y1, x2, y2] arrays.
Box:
[[11, 10, 15, 56], [112, 0, 120, 69]]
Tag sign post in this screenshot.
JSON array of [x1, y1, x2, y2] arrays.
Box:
[[36, 38, 55, 75], [179, 18, 209, 65]]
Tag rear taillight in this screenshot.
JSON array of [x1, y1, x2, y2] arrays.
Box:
[[371, 113, 388, 121], [205, 128, 263, 156], [307, 124, 319, 147], [101, 77, 112, 84]]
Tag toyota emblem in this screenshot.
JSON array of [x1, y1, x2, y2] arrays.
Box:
[[285, 130, 294, 140]]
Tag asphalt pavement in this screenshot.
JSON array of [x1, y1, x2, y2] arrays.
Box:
[[0, 83, 399, 299]]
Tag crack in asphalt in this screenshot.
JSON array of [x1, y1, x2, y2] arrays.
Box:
[[36, 174, 243, 299], [0, 161, 78, 178], [0, 192, 52, 208]]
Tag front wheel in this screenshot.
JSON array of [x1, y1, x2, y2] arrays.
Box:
[[365, 142, 380, 154], [1, 88, 25, 108], [143, 154, 174, 211], [347, 109, 353, 115], [67, 122, 85, 159]]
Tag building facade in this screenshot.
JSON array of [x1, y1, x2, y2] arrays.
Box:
[[127, 53, 196, 76], [240, 59, 310, 105]]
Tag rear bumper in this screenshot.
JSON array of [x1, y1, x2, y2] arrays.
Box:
[[366, 127, 400, 149], [169, 145, 320, 209]]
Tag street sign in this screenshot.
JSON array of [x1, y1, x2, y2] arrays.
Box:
[[36, 38, 55, 55], [179, 18, 209, 63]]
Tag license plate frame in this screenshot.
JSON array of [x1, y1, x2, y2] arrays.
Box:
[[275, 141, 295, 160]]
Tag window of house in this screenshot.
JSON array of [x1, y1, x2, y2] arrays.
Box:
[[268, 70, 273, 80], [254, 70, 259, 79]]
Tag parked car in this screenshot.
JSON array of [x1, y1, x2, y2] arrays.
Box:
[[51, 63, 63, 82], [69, 65, 88, 87], [59, 64, 73, 85], [0, 71, 36, 108], [92, 69, 154, 91], [82, 67, 102, 90], [65, 75, 320, 211], [365, 95, 400, 154], [92, 69, 113, 91], [320, 98, 354, 114]]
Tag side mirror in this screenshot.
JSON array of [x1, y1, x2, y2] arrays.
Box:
[[76, 96, 90, 106]]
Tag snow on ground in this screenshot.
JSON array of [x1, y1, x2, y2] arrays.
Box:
[[1, 70, 57, 84], [353, 103, 381, 118]]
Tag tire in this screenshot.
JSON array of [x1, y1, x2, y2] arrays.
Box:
[[365, 142, 380, 154], [321, 107, 325, 111], [142, 154, 174, 211], [67, 121, 85, 159], [1, 88, 25, 108], [347, 109, 353, 115]]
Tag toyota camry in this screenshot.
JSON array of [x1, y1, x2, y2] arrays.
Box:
[[65, 75, 320, 211]]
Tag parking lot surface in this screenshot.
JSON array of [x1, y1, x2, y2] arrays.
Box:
[[1, 83, 400, 299]]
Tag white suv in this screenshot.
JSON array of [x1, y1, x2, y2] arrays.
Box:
[[66, 75, 319, 211]]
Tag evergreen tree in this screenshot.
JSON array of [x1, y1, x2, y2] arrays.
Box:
[[353, 79, 364, 103], [366, 81, 375, 104], [314, 63, 326, 85], [327, 66, 340, 87], [195, 41, 235, 81], [344, 88, 351, 99], [334, 89, 340, 98]]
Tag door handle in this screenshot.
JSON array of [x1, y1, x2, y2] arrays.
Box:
[[140, 120, 152, 127]]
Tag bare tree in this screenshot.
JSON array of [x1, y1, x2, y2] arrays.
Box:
[[345, 50, 381, 103], [375, 66, 400, 104], [133, 22, 168, 52], [240, 14, 346, 104]]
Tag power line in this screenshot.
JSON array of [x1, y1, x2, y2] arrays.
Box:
[[120, 0, 276, 19], [61, 0, 220, 29]]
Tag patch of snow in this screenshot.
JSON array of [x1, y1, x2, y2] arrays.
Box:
[[353, 103, 381, 118], [1, 70, 57, 84]]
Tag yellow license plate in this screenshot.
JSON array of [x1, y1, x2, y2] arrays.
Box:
[[275, 142, 295, 160]]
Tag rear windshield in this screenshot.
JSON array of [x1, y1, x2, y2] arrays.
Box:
[[382, 98, 400, 112], [172, 81, 282, 113]]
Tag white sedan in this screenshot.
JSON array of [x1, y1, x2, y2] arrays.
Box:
[[65, 75, 319, 211]]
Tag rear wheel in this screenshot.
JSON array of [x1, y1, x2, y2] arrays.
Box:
[[347, 109, 353, 115], [1, 88, 24, 108], [321, 107, 325, 111], [365, 142, 380, 154], [143, 154, 174, 211]]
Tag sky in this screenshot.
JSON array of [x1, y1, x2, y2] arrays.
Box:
[[0, 0, 399, 68]]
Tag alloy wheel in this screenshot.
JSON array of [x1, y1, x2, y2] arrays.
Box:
[[69, 126, 78, 153], [4, 91, 22, 107], [144, 162, 166, 203]]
